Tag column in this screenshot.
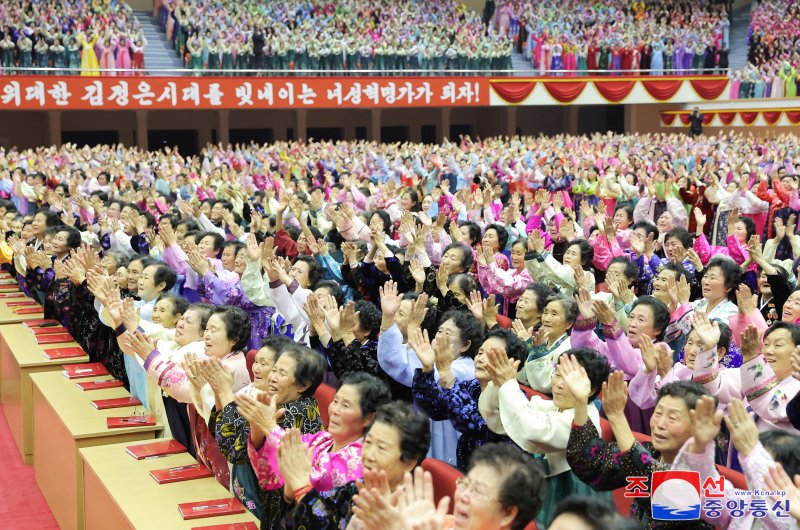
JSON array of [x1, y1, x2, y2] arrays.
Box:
[[217, 110, 230, 146], [369, 109, 382, 143], [135, 110, 148, 149], [295, 109, 308, 141], [439, 107, 451, 142], [47, 111, 62, 147], [562, 106, 578, 135], [505, 107, 517, 137], [624, 105, 638, 134]]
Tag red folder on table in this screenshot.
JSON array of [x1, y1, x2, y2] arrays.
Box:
[[0, 292, 23, 299], [150, 463, 213, 484], [91, 397, 142, 410], [32, 325, 69, 336], [0, 279, 17, 286], [13, 307, 44, 314], [36, 333, 74, 344], [43, 347, 86, 360], [76, 380, 124, 391], [23, 319, 59, 328], [126, 439, 187, 460], [178, 498, 245, 520], [192, 521, 258, 530], [63, 363, 108, 379], [0, 284, 19, 291], [6, 300, 39, 307], [107, 415, 156, 429]]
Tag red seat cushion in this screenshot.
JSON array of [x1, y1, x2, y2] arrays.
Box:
[[421, 458, 464, 514], [312, 384, 337, 429], [245, 349, 258, 381]]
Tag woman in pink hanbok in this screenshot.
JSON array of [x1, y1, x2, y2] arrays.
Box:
[[115, 36, 132, 75], [729, 70, 741, 99], [97, 38, 116, 75], [164, 0, 176, 44]]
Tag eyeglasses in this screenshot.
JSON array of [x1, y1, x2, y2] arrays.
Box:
[[455, 477, 497, 502]]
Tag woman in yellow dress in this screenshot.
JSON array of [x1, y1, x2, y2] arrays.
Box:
[[79, 30, 100, 76]]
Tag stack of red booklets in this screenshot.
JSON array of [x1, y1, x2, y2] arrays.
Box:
[[43, 347, 86, 360], [36, 333, 74, 345], [107, 415, 156, 428], [23, 319, 59, 328], [63, 363, 108, 379], [178, 499, 246, 520], [126, 439, 187, 460], [76, 380, 124, 391], [0, 292, 24, 299], [32, 325, 69, 336], [13, 306, 43, 314], [192, 521, 258, 530], [91, 397, 142, 410], [6, 300, 39, 307], [150, 463, 213, 484]]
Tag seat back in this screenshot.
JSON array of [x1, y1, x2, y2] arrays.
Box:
[[245, 349, 258, 381], [421, 458, 464, 514], [519, 384, 550, 401], [312, 384, 337, 429], [716, 464, 747, 490], [599, 417, 613, 442]]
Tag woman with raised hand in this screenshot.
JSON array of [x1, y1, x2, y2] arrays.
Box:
[[244, 372, 392, 495], [204, 338, 325, 528]]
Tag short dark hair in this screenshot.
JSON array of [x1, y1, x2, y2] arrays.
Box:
[[665, 227, 693, 249], [467, 444, 546, 530], [657, 380, 717, 411], [559, 348, 610, 402], [34, 208, 60, 228], [715, 320, 732, 352], [632, 221, 659, 241], [280, 345, 326, 396], [222, 240, 246, 258], [567, 239, 594, 268], [315, 280, 344, 306], [187, 303, 215, 331], [439, 310, 485, 358], [295, 255, 322, 288], [525, 283, 556, 313], [355, 300, 382, 340], [447, 273, 477, 298], [551, 495, 621, 530], [706, 256, 742, 292], [661, 262, 693, 284], [339, 372, 392, 419], [764, 321, 800, 348], [211, 306, 253, 351], [372, 402, 431, 464], [442, 242, 474, 272], [148, 263, 178, 292], [458, 221, 482, 245], [485, 328, 528, 363], [631, 296, 671, 341], [402, 292, 441, 337], [198, 231, 225, 254], [59, 226, 82, 249], [156, 294, 189, 316], [760, 430, 800, 478], [608, 256, 638, 281], [259, 334, 294, 352], [371, 210, 392, 234], [736, 216, 757, 241], [544, 293, 579, 326], [614, 204, 634, 222], [484, 224, 509, 251]]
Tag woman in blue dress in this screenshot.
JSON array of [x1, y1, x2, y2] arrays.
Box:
[[650, 39, 664, 75]]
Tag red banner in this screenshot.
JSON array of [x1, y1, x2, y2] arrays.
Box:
[[788, 111, 800, 124], [594, 80, 635, 103], [703, 113, 714, 125], [491, 81, 536, 104], [689, 78, 729, 100], [740, 112, 758, 125], [660, 112, 676, 125], [0, 75, 489, 110], [763, 111, 781, 125], [642, 79, 682, 100], [542, 81, 587, 103], [718, 112, 735, 125]]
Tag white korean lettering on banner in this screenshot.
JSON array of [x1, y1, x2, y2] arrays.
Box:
[[278, 83, 294, 105], [298, 83, 316, 105], [256, 83, 273, 105], [108, 81, 129, 106], [363, 82, 380, 105], [458, 82, 478, 104], [344, 83, 362, 105], [132, 81, 155, 105], [327, 83, 343, 105], [47, 81, 72, 106], [236, 82, 253, 106], [24, 81, 46, 106], [204, 83, 223, 106], [81, 81, 104, 106], [380, 82, 398, 105], [1, 81, 21, 106], [414, 83, 433, 105], [156, 82, 177, 106], [182, 82, 200, 106], [442, 82, 457, 103], [396, 82, 414, 105]]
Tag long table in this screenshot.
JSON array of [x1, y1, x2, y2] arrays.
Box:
[[0, 291, 39, 395], [31, 371, 162, 530], [81, 441, 259, 530], [0, 324, 88, 463]]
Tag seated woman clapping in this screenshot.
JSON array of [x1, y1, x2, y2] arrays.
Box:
[[245, 372, 392, 495], [284, 401, 431, 529], [203, 337, 325, 527], [480, 348, 611, 524]]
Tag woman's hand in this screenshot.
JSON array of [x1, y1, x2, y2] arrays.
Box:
[[238, 392, 285, 437], [485, 347, 520, 387], [689, 395, 724, 452], [601, 371, 628, 420], [511, 319, 532, 342], [186, 249, 210, 276], [575, 288, 595, 320], [120, 329, 156, 360], [557, 353, 591, 403], [276, 428, 313, 494], [408, 327, 435, 372], [740, 325, 761, 363], [724, 399, 760, 457], [736, 284, 757, 316], [183, 353, 207, 388], [198, 358, 234, 398], [592, 298, 615, 326], [691, 311, 721, 350]]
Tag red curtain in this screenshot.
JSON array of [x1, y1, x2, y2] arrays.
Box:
[[661, 113, 676, 125], [763, 111, 781, 125], [740, 112, 758, 125], [594, 80, 635, 103], [542, 81, 587, 103], [678, 114, 691, 125], [690, 78, 728, 100], [641, 79, 682, 100], [787, 110, 800, 124], [718, 112, 735, 125], [490, 81, 536, 104], [703, 113, 714, 125]]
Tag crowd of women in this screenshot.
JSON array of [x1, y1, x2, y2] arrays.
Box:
[[2, 130, 800, 529], [0, 0, 147, 75], [492, 0, 732, 75], [154, 0, 513, 75]]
